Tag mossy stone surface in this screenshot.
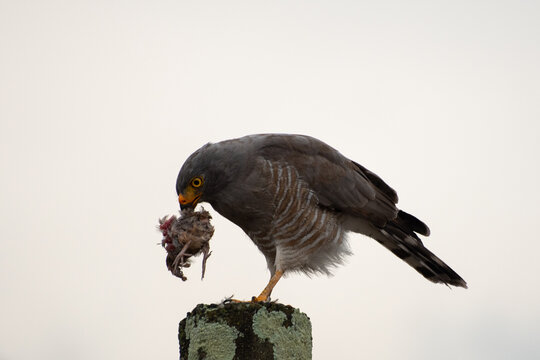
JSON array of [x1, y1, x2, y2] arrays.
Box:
[[179, 302, 312, 360]]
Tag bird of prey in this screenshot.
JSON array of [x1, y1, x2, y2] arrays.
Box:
[[176, 134, 466, 301]]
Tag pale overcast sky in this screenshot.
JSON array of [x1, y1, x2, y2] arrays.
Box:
[[1, 1, 539, 359]]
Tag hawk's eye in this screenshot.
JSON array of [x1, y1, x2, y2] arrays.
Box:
[[191, 177, 203, 188]]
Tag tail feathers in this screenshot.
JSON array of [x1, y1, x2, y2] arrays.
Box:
[[377, 222, 467, 288], [396, 210, 430, 236]]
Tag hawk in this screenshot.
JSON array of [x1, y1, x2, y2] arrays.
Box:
[[176, 134, 466, 301]]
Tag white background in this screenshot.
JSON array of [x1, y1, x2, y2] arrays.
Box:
[[1, 1, 539, 359]]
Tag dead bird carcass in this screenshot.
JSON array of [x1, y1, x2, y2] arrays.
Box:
[[158, 208, 214, 281]]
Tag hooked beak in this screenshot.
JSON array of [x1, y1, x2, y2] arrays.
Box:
[[179, 192, 201, 210]]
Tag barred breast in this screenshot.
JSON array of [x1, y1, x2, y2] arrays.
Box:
[[248, 160, 351, 275]]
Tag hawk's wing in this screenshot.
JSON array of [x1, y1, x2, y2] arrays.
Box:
[[254, 134, 400, 228]]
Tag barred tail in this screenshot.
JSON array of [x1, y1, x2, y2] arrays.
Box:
[[376, 210, 467, 288]]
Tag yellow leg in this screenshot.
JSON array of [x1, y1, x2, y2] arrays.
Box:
[[252, 269, 284, 302]]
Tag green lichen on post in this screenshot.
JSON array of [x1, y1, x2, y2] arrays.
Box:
[[184, 316, 240, 360], [252, 307, 312, 360], [179, 303, 312, 359]]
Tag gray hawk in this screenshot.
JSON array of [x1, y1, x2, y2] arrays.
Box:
[[176, 134, 467, 301]]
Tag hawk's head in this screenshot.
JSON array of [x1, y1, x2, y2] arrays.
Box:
[[176, 142, 245, 210]]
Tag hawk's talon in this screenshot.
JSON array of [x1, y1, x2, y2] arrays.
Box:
[[251, 295, 271, 302], [222, 296, 269, 303]]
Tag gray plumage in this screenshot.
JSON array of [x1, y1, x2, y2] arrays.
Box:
[[176, 134, 467, 288]]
